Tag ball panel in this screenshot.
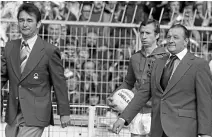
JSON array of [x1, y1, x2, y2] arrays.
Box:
[[112, 89, 134, 113]]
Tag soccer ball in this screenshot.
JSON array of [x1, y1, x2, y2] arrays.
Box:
[[112, 89, 134, 113]]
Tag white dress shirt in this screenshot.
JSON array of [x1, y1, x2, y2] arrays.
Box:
[[167, 48, 188, 79]]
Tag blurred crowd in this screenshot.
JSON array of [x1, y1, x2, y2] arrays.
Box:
[[1, 1, 212, 115], [1, 1, 212, 24]]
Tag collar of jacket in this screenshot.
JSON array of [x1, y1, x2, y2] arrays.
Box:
[[140, 46, 168, 57]]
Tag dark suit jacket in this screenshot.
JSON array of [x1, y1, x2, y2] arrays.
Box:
[[45, 37, 67, 52], [114, 47, 167, 113], [1, 36, 70, 127], [115, 47, 167, 90], [120, 52, 212, 137]]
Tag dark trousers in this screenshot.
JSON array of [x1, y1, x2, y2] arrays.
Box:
[[5, 109, 44, 137], [162, 132, 168, 137]]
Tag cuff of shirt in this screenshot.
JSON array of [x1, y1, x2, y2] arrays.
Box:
[[119, 117, 126, 123]]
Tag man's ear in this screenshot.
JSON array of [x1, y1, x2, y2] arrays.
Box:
[[184, 38, 189, 47], [36, 21, 41, 29]]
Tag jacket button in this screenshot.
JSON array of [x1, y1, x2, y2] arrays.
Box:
[[16, 97, 18, 99], [19, 85, 22, 88]]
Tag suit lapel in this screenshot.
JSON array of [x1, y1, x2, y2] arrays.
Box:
[[20, 37, 45, 82], [155, 56, 169, 93], [163, 52, 193, 96], [10, 39, 21, 79]]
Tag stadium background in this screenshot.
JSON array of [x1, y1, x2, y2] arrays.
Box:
[[1, 1, 212, 137]]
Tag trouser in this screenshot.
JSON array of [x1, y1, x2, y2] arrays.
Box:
[[5, 110, 44, 137], [162, 132, 168, 137]]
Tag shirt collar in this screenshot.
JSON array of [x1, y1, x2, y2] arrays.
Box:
[[21, 35, 38, 50], [171, 48, 188, 60]]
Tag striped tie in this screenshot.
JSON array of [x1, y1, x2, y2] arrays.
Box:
[[20, 41, 30, 73]]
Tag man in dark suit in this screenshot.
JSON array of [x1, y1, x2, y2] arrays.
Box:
[[112, 24, 212, 137], [1, 3, 71, 137], [108, 19, 168, 137]]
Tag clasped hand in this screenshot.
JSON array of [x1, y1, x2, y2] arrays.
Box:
[[60, 115, 72, 128]]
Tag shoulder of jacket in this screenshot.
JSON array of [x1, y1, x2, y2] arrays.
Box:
[[40, 39, 59, 57], [192, 55, 208, 65], [42, 39, 57, 51], [4, 39, 20, 52], [154, 56, 166, 63], [155, 52, 169, 59], [134, 50, 142, 54], [6, 39, 20, 46], [130, 50, 142, 58]]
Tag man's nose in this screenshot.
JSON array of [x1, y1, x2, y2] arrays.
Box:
[[169, 37, 174, 43], [142, 33, 146, 39], [23, 21, 28, 27]]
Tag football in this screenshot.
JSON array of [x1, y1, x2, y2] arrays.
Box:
[[112, 89, 134, 113]]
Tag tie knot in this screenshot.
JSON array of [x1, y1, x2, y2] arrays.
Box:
[[170, 54, 178, 60], [21, 41, 28, 49]]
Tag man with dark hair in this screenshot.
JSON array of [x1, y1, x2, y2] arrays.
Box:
[[1, 3, 71, 137], [108, 18, 168, 137], [112, 24, 212, 137]]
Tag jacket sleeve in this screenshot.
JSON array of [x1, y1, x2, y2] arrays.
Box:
[[48, 48, 70, 116], [196, 60, 212, 135], [119, 84, 151, 125], [119, 60, 156, 125], [112, 58, 136, 95]]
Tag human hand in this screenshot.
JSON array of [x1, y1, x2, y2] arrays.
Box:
[[60, 115, 71, 128], [107, 96, 117, 110], [111, 118, 125, 134]]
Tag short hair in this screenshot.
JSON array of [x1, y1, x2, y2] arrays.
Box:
[[169, 24, 189, 39], [17, 3, 41, 22], [139, 18, 160, 35]]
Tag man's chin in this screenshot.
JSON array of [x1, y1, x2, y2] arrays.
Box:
[[167, 46, 176, 52], [22, 34, 31, 39], [142, 44, 151, 47]]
